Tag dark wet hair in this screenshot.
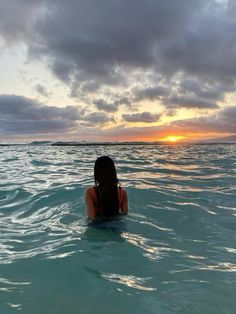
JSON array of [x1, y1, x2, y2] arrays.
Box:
[[94, 156, 119, 217]]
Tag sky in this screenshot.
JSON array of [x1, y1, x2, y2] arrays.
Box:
[[0, 0, 236, 143]]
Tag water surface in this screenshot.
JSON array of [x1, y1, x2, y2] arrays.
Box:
[[0, 144, 236, 313]]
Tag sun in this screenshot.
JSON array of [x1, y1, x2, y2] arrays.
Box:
[[160, 135, 186, 143]]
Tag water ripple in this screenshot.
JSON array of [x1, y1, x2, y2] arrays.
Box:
[[100, 272, 157, 291]]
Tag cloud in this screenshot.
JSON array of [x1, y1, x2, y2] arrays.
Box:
[[34, 84, 51, 97], [33, 1, 236, 91], [122, 111, 161, 123], [0, 94, 80, 134], [82, 111, 113, 124], [93, 96, 131, 113], [1, 1, 236, 92], [179, 79, 225, 101], [157, 3, 236, 84], [0, 0, 45, 44], [165, 95, 218, 110], [134, 86, 170, 102], [0, 1, 205, 86], [94, 99, 118, 113], [1, 1, 235, 93]]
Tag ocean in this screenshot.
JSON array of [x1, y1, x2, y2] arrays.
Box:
[[0, 144, 236, 313]]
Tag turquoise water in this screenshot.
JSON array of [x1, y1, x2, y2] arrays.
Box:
[[0, 144, 236, 314]]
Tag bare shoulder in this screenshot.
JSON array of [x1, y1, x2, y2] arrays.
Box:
[[85, 186, 94, 194], [85, 186, 97, 220], [119, 187, 128, 214], [85, 186, 96, 198]]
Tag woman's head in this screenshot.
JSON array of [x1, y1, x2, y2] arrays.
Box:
[[94, 156, 119, 217], [94, 156, 118, 186]]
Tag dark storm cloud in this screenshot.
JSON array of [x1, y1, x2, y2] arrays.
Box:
[[25, 0, 206, 88], [0, 94, 80, 134], [0, 0, 45, 43], [1, 1, 236, 92], [165, 96, 218, 110], [157, 1, 236, 83], [122, 112, 161, 123]]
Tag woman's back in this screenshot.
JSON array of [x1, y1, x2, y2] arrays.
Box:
[[85, 185, 128, 220], [85, 156, 128, 221]]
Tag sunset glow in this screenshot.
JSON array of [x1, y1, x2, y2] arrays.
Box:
[[160, 135, 187, 143]]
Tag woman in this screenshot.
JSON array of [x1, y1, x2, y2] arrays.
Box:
[[85, 156, 128, 221]]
